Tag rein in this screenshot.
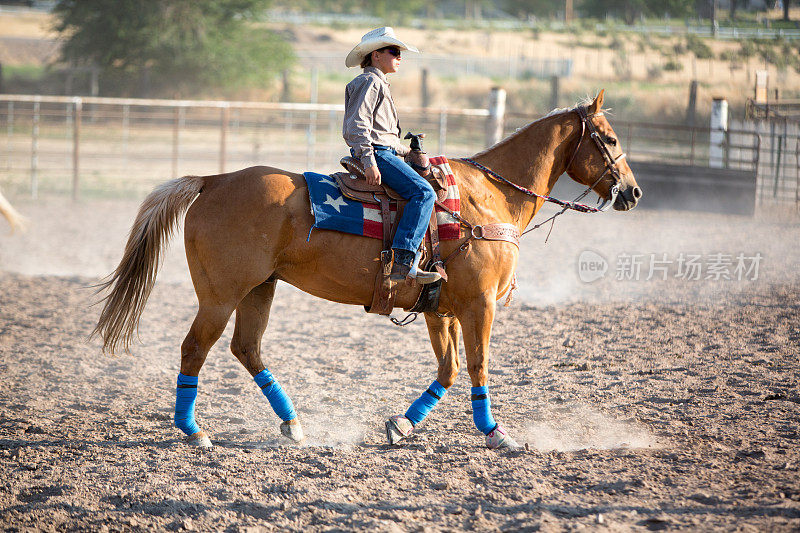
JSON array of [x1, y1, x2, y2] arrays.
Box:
[[460, 105, 626, 240], [392, 105, 628, 325]]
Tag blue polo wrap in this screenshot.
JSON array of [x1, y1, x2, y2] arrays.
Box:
[[404, 380, 447, 426], [254, 369, 296, 422], [471, 385, 498, 435], [174, 373, 201, 436]]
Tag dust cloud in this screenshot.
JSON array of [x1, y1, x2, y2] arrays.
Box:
[[519, 405, 657, 452], [514, 204, 800, 307]]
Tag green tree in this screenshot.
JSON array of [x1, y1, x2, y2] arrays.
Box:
[[579, 0, 695, 24], [499, 0, 562, 18], [273, 0, 427, 16], [53, 0, 293, 97]]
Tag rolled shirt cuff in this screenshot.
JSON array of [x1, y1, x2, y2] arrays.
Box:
[[361, 153, 377, 168], [394, 143, 410, 157]]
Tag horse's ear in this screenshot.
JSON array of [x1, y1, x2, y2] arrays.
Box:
[[589, 89, 605, 114]]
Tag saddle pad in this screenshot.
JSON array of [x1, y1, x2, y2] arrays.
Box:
[[304, 156, 461, 241]]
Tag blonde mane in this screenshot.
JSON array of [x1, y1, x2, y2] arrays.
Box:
[[472, 100, 593, 158]]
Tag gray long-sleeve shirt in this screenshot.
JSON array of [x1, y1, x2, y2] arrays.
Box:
[[343, 66, 410, 169]]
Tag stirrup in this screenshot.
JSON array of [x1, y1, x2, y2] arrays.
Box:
[[412, 269, 442, 285]]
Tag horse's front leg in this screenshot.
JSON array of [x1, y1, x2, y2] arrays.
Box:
[[458, 297, 520, 449], [385, 313, 460, 445]]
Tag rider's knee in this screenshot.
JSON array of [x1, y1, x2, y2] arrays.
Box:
[[418, 183, 436, 205]]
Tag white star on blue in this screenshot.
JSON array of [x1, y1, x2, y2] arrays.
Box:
[[323, 194, 348, 213]]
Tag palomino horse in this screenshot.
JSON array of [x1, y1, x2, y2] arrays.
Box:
[[0, 188, 25, 233], [94, 91, 641, 449]]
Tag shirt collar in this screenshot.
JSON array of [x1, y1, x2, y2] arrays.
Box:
[[364, 66, 388, 84]]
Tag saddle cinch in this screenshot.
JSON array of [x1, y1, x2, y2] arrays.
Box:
[[332, 133, 450, 316]]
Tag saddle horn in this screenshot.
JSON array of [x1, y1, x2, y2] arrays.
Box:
[[404, 132, 431, 176], [404, 132, 426, 152]]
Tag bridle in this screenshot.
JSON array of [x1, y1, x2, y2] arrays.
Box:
[[564, 105, 627, 209], [460, 105, 628, 239]]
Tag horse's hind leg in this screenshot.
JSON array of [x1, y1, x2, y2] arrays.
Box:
[[176, 303, 237, 448], [230, 280, 304, 443], [385, 314, 460, 445]]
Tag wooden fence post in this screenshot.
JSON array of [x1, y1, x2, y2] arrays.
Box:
[[438, 110, 447, 155], [686, 80, 698, 126], [219, 104, 229, 174], [486, 87, 506, 147], [5, 101, 12, 170], [550, 75, 560, 111], [31, 100, 39, 199], [172, 106, 180, 179], [307, 68, 318, 170], [421, 68, 430, 109], [710, 97, 728, 169], [73, 97, 82, 200], [121, 104, 129, 165]]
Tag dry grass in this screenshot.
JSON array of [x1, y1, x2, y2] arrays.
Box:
[[0, 10, 55, 39], [0, 11, 797, 124]]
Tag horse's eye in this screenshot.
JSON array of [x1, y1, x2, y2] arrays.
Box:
[[605, 136, 617, 146]]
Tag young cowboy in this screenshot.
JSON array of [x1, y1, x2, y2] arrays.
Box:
[[343, 27, 441, 284]]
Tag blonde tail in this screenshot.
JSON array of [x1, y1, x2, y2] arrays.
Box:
[[92, 176, 204, 354], [0, 189, 26, 233]]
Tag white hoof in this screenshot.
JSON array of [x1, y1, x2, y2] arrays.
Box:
[[280, 419, 305, 443], [385, 415, 414, 445], [486, 424, 520, 450], [186, 430, 213, 448]]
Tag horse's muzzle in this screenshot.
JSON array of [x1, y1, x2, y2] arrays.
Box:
[[613, 185, 642, 211]]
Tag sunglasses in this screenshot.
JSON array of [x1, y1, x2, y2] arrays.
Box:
[[379, 47, 402, 58]]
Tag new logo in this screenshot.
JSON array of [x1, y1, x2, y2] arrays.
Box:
[[577, 250, 608, 283]]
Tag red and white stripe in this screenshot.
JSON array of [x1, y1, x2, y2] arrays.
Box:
[[361, 156, 462, 241]]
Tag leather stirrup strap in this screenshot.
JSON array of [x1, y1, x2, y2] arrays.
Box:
[[366, 249, 394, 315], [366, 197, 398, 315], [380, 197, 391, 250], [427, 209, 448, 282]]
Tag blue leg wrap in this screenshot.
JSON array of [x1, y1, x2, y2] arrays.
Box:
[[174, 373, 201, 436], [471, 385, 498, 435], [254, 369, 297, 422], [404, 380, 447, 426]]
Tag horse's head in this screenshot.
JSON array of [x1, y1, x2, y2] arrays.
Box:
[[565, 90, 642, 211]]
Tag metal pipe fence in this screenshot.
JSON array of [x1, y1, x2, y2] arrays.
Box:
[[0, 94, 488, 198], [509, 112, 796, 207], [0, 94, 796, 208], [265, 11, 800, 40], [297, 52, 573, 79]]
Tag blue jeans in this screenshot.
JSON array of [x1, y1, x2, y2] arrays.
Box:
[[367, 146, 436, 253]]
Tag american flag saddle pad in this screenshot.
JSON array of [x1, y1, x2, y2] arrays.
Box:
[[304, 156, 461, 241]]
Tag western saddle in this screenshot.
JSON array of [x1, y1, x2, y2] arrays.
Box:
[[332, 133, 450, 316]]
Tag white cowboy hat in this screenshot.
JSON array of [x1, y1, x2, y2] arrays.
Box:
[[345, 27, 419, 68]]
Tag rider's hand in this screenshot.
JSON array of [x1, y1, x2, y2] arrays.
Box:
[[365, 165, 381, 186]]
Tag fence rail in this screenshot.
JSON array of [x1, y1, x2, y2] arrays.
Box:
[[265, 11, 800, 40], [297, 52, 573, 79], [0, 94, 490, 199], [592, 23, 800, 40], [0, 94, 796, 209]]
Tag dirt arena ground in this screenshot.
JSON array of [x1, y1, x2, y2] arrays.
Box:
[[0, 196, 798, 531]]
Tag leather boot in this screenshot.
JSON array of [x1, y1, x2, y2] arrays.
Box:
[[390, 249, 442, 285]]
